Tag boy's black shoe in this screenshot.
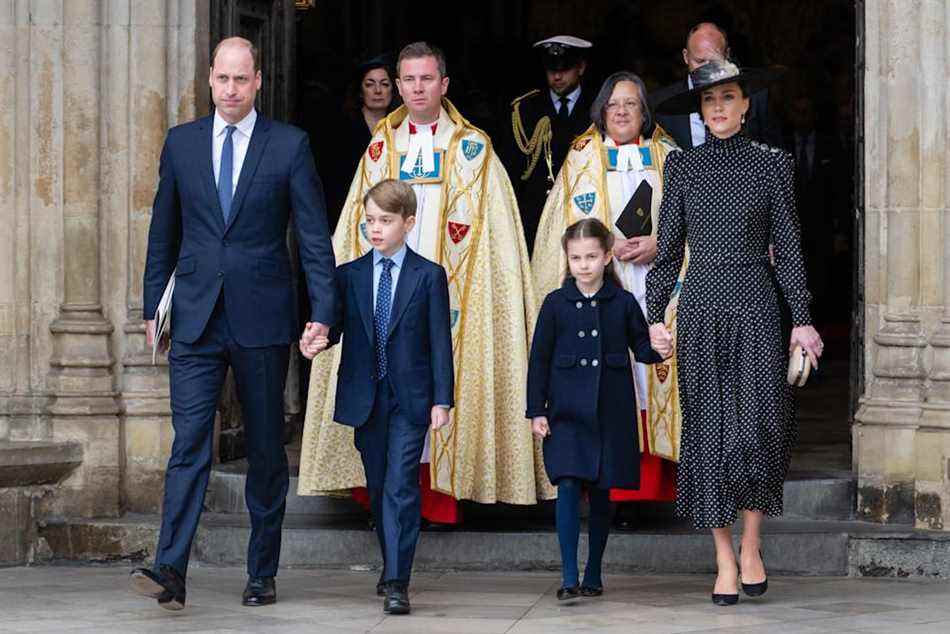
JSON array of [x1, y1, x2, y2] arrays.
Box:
[[557, 585, 580, 601], [242, 576, 277, 606], [383, 583, 411, 615]]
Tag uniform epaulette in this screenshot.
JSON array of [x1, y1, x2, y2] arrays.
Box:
[[511, 89, 541, 107]]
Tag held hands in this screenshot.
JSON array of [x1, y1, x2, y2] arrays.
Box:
[[531, 416, 551, 439], [430, 406, 451, 432], [650, 323, 674, 359], [790, 325, 824, 368], [299, 321, 330, 359]]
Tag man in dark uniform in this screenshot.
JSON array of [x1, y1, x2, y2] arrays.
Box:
[[506, 36, 593, 255]]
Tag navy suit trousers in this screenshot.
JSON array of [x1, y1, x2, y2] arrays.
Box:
[[156, 294, 290, 578], [355, 380, 428, 586]]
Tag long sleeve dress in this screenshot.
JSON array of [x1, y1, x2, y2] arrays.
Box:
[[645, 133, 812, 529]]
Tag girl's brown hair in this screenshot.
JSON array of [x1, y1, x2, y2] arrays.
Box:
[[561, 218, 622, 286]]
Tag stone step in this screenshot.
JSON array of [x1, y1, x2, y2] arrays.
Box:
[[42, 513, 950, 578], [205, 461, 856, 522], [0, 440, 83, 488], [41, 513, 868, 576], [41, 514, 950, 578], [1, 440, 83, 566]]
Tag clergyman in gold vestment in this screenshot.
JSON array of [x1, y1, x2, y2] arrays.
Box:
[[298, 42, 554, 505]]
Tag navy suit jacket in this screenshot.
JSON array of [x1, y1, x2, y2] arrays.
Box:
[[330, 248, 455, 427], [143, 113, 336, 347]]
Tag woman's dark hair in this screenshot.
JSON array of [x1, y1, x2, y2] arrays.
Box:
[[343, 63, 395, 118], [561, 218, 623, 287], [590, 71, 654, 138]]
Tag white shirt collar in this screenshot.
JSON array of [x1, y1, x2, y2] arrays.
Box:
[[550, 85, 582, 109], [214, 108, 257, 138]]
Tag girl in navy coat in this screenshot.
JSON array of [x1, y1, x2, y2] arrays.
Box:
[[527, 218, 663, 600]]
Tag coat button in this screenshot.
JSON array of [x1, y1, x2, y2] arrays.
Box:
[[576, 301, 583, 309], [578, 330, 585, 338], [222, 239, 229, 247], [580, 358, 588, 366], [591, 329, 598, 337], [591, 300, 597, 307], [592, 359, 599, 367], [217, 271, 223, 277]]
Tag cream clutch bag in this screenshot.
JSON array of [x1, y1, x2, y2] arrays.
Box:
[[787, 345, 812, 387]]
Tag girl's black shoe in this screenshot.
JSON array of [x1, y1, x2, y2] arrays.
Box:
[[557, 585, 580, 601], [711, 592, 739, 606], [579, 585, 603, 597]]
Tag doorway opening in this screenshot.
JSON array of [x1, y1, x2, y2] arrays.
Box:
[[210, 1, 861, 514]]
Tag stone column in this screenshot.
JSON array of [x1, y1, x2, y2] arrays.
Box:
[[44, 0, 121, 518], [856, 0, 950, 529], [118, 0, 206, 513], [915, 0, 950, 531], [0, 2, 18, 441]]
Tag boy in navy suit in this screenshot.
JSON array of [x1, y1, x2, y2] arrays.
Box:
[[301, 179, 454, 615]]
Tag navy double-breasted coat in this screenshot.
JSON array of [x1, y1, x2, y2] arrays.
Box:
[[526, 277, 663, 488]]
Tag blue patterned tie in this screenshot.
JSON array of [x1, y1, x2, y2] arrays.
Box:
[[374, 258, 395, 379], [218, 125, 236, 223]]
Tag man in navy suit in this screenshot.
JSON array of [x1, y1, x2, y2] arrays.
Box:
[[302, 179, 454, 616], [650, 22, 781, 150], [131, 37, 336, 610]]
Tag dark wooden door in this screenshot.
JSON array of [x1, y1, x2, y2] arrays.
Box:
[[209, 0, 300, 462]]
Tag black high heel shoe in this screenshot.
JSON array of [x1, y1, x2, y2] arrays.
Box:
[[711, 564, 739, 606], [741, 549, 768, 597], [711, 592, 739, 606]]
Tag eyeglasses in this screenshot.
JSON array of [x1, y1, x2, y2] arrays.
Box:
[[605, 100, 642, 114]]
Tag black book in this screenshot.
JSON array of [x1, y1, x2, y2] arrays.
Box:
[[614, 180, 653, 238]]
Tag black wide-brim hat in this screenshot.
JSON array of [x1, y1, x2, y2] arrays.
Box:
[[654, 60, 780, 115]]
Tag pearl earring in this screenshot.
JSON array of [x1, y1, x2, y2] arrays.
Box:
[[741, 114, 746, 125]]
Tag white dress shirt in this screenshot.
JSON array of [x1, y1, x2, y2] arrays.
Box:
[[212, 108, 257, 195], [550, 85, 582, 116], [686, 76, 706, 148]]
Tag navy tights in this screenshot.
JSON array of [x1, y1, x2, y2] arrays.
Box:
[[556, 477, 612, 588]]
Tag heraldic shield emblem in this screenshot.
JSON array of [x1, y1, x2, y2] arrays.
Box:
[[573, 192, 596, 215], [461, 139, 484, 161], [368, 140, 384, 162]]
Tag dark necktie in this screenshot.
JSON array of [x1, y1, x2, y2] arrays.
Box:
[[557, 96, 570, 122], [218, 125, 236, 222], [374, 258, 395, 379]]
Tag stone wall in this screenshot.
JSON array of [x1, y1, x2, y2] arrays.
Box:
[[0, 0, 207, 519], [856, 0, 950, 529]]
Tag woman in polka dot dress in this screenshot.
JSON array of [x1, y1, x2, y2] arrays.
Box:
[[646, 61, 824, 606]]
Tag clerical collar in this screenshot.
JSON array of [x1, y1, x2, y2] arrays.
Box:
[[607, 136, 641, 147], [408, 120, 438, 135]]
